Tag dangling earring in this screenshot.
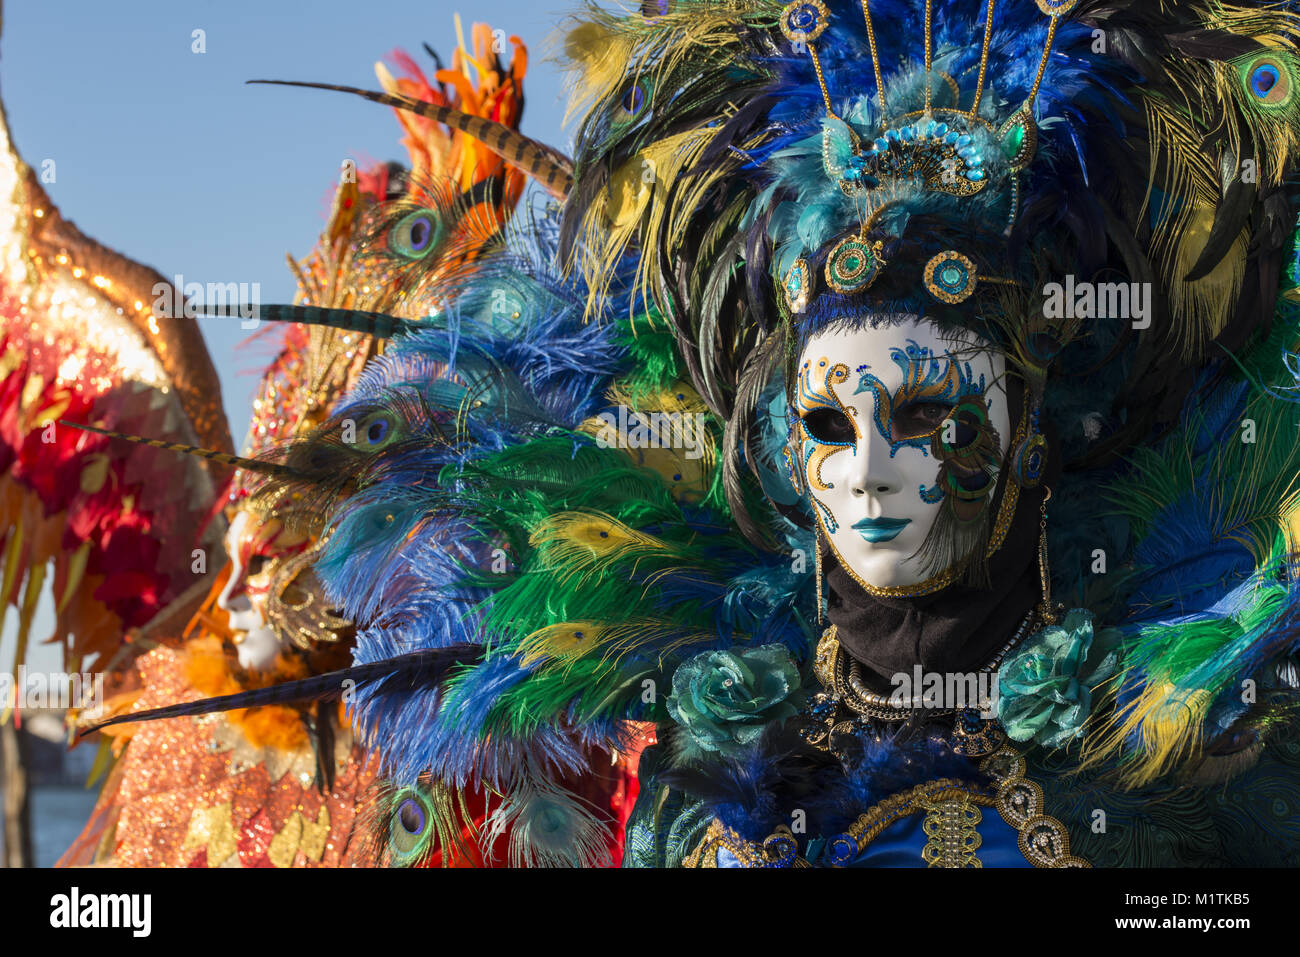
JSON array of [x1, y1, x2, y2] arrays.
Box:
[[1011, 398, 1049, 489], [1037, 487, 1057, 626]]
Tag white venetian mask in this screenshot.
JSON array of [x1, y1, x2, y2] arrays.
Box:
[[786, 316, 1011, 589], [217, 510, 293, 670]]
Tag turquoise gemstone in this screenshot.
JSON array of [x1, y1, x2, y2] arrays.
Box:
[[1002, 122, 1026, 156]]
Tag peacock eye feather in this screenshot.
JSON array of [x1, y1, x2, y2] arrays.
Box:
[[1236, 53, 1294, 109], [389, 209, 445, 259], [388, 788, 434, 865], [614, 77, 651, 127], [358, 410, 399, 448], [1253, 64, 1280, 97]]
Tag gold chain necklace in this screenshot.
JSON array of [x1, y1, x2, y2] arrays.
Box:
[[814, 607, 1039, 721]]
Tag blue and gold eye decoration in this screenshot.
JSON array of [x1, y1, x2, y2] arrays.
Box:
[[788, 357, 857, 532], [824, 237, 884, 294], [783, 257, 812, 313], [1011, 429, 1048, 489], [924, 251, 978, 304], [779, 0, 829, 45]]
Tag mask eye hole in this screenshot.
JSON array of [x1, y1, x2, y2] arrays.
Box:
[[893, 400, 955, 440], [801, 407, 855, 444]]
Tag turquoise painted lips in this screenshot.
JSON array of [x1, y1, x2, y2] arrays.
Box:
[[851, 517, 911, 542]]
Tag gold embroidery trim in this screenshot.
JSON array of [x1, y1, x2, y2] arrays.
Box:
[[682, 820, 758, 868], [682, 822, 811, 868], [845, 779, 994, 858], [919, 791, 984, 867], [981, 744, 1090, 868]]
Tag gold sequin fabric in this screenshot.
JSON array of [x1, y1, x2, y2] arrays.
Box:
[[70, 648, 379, 867]]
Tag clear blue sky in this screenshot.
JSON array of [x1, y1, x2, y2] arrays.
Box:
[[1, 0, 577, 671], [2, 0, 575, 441]]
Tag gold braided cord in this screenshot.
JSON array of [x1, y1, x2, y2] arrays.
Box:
[[923, 0, 933, 115], [860, 0, 889, 123], [809, 45, 839, 118], [1026, 13, 1063, 107], [969, 0, 998, 117]]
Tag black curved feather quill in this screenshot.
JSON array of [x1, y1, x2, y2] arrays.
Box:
[[78, 644, 481, 739], [195, 303, 417, 339]]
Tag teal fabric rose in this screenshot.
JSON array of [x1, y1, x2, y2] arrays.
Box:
[[666, 644, 802, 754], [997, 608, 1119, 749]]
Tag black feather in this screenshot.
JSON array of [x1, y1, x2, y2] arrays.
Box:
[[78, 645, 481, 738], [195, 303, 416, 339], [1184, 149, 1256, 282]]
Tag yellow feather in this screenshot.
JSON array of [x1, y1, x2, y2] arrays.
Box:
[[577, 130, 720, 318], [575, 381, 716, 502], [561, 21, 638, 129], [529, 510, 678, 585], [517, 618, 708, 672], [517, 621, 606, 668], [1081, 677, 1216, 789], [1166, 200, 1247, 359]]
